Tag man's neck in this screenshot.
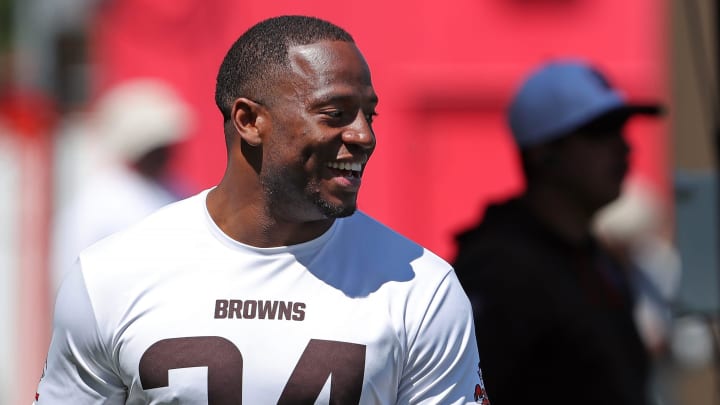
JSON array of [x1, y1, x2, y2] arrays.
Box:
[[206, 183, 335, 248], [523, 186, 595, 245]]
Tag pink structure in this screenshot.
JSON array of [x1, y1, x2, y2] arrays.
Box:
[[91, 0, 668, 261]]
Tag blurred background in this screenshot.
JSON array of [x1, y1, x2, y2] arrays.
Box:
[[0, 0, 716, 404]]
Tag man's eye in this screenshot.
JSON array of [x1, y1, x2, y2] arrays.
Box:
[[325, 110, 344, 119], [365, 112, 378, 124]]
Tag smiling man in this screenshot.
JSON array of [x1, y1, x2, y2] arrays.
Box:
[[34, 15, 487, 404]]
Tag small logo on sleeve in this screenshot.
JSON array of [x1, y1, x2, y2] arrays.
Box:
[[34, 359, 47, 402], [474, 362, 491, 404], [474, 384, 490, 404]]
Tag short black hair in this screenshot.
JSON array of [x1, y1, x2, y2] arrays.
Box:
[[214, 15, 355, 121]]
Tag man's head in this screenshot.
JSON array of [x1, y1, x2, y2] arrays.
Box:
[[508, 60, 662, 213], [94, 78, 193, 178], [215, 16, 377, 223], [508, 61, 661, 149], [215, 15, 355, 121]]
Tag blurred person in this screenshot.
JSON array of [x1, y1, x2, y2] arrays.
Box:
[[49, 78, 194, 290], [593, 178, 682, 356], [34, 15, 486, 404], [453, 60, 663, 405]]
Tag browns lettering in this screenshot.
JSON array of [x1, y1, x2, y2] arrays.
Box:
[[214, 299, 306, 321]]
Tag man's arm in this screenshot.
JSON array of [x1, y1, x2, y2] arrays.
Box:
[[398, 270, 489, 404], [34, 263, 127, 404]]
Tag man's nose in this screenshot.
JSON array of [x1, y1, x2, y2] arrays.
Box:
[[341, 111, 376, 150]]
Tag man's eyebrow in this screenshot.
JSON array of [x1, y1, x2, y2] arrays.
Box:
[[312, 91, 378, 106]]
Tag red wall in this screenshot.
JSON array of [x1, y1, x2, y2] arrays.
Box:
[[91, 0, 669, 260]]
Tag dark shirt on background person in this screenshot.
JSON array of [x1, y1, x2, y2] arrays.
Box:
[[455, 198, 649, 405]]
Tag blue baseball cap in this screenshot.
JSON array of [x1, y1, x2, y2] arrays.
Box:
[[508, 60, 662, 149]]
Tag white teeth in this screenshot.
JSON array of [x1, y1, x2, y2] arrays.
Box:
[[327, 161, 362, 172]]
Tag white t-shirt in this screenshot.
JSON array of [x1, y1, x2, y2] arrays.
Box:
[[35, 190, 488, 404]]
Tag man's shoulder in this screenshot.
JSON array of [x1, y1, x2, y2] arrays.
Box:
[[453, 200, 565, 287], [81, 191, 208, 258], [343, 211, 452, 273], [74, 191, 212, 303], [345, 211, 434, 250]]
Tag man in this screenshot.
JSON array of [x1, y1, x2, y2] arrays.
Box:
[[50, 78, 193, 291], [35, 15, 486, 404], [453, 61, 662, 405]]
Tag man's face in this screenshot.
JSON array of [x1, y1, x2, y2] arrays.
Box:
[[259, 40, 378, 223], [550, 126, 630, 213]]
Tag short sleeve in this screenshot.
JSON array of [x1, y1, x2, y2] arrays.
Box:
[[398, 270, 489, 404], [34, 264, 127, 404]]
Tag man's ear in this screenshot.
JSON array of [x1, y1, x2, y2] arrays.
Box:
[[231, 98, 267, 146]]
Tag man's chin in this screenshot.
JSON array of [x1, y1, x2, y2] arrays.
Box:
[[333, 208, 356, 218], [594, 189, 623, 213], [316, 199, 357, 219], [322, 205, 357, 219]]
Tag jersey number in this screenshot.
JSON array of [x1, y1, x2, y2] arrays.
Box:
[[139, 336, 366, 404]]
